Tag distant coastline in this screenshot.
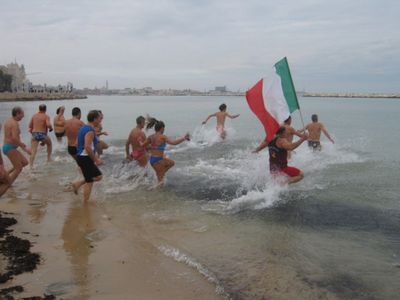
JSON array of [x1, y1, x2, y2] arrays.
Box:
[[302, 92, 400, 99], [0, 92, 87, 102]]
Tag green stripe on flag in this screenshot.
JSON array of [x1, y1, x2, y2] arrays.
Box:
[[274, 57, 300, 113]]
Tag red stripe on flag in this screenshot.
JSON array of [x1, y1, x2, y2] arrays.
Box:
[[245, 79, 280, 142]]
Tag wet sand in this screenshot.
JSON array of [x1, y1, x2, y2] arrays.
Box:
[[0, 166, 223, 300]]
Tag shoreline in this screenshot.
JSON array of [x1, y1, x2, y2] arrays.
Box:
[[0, 161, 224, 300], [0, 92, 87, 102]]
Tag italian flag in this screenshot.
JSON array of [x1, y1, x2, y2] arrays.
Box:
[[245, 57, 300, 142]]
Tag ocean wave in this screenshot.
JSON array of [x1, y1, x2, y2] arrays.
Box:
[[158, 244, 229, 299]]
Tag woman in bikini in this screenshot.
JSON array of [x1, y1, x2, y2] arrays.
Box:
[[142, 117, 190, 187]]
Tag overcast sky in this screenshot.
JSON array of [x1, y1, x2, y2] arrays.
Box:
[[1, 0, 399, 92]]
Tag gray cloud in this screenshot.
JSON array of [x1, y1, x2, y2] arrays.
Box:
[[0, 0, 399, 92]]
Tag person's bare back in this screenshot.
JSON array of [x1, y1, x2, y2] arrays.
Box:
[[3, 118, 21, 146], [30, 112, 51, 133], [129, 128, 146, 150], [65, 118, 84, 146], [215, 111, 228, 127], [306, 122, 323, 141]]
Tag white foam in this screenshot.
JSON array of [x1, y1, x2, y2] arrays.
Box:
[[158, 245, 227, 298], [168, 125, 237, 153], [104, 160, 155, 194], [190, 140, 366, 213]]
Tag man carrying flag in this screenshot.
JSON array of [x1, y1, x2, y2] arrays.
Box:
[[247, 57, 307, 184], [253, 126, 307, 184]]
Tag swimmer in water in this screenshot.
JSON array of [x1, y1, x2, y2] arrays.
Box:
[[202, 103, 240, 139]]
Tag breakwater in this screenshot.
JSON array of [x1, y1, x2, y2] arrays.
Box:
[[0, 92, 87, 102]]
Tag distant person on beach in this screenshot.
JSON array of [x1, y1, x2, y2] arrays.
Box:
[[253, 126, 308, 184], [64, 107, 85, 161], [301, 114, 334, 151], [125, 115, 148, 167], [94, 111, 109, 157], [2, 107, 31, 186], [142, 117, 190, 187], [71, 110, 103, 201], [282, 116, 303, 159], [28, 104, 53, 167], [54, 106, 66, 142], [202, 103, 240, 139]]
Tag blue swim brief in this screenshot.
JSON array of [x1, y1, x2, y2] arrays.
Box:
[[2, 144, 18, 155], [150, 156, 163, 166], [32, 132, 47, 141]]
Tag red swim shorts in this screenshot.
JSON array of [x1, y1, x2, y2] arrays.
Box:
[[271, 166, 301, 177]]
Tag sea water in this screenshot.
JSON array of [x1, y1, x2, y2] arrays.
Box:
[[1, 96, 399, 299]]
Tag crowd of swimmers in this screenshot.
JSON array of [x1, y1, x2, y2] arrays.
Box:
[[0, 102, 334, 201]]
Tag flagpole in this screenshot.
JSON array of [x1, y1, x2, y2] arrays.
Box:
[[283, 57, 306, 129]]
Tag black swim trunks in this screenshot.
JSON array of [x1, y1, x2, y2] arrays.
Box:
[[55, 131, 65, 138], [308, 140, 321, 150], [76, 156, 102, 183], [67, 146, 77, 156]]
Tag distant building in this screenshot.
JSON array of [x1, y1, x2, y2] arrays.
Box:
[[215, 86, 227, 92], [1, 62, 31, 92]]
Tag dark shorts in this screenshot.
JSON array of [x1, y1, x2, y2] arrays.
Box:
[[76, 156, 102, 183], [32, 132, 47, 141], [308, 140, 321, 150], [67, 146, 77, 156], [270, 166, 301, 177], [55, 131, 65, 138]]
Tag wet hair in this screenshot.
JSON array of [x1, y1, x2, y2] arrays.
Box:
[[311, 114, 318, 122], [87, 110, 100, 122], [39, 104, 47, 112], [146, 116, 165, 132], [284, 116, 292, 124], [219, 103, 227, 111], [12, 106, 23, 117], [72, 107, 81, 117], [56, 106, 63, 115], [136, 115, 145, 125], [276, 126, 286, 136]]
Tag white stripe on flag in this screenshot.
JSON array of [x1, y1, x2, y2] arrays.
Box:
[[262, 69, 291, 124]]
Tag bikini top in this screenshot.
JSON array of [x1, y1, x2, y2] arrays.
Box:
[[151, 136, 166, 151]]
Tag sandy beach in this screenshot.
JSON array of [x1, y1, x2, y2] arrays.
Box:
[[0, 161, 224, 300]]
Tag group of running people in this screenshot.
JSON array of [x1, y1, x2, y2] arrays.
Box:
[[0, 102, 333, 201]]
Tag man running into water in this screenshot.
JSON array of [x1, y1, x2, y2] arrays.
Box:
[[202, 103, 240, 139], [301, 114, 334, 151], [254, 126, 308, 184], [125, 115, 148, 167], [142, 117, 190, 188], [71, 110, 103, 201], [28, 104, 53, 167], [2, 107, 31, 186], [54, 106, 66, 142], [64, 107, 85, 161], [283, 116, 303, 159]]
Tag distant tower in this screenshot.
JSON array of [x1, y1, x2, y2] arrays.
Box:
[[106, 80, 109, 90]]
